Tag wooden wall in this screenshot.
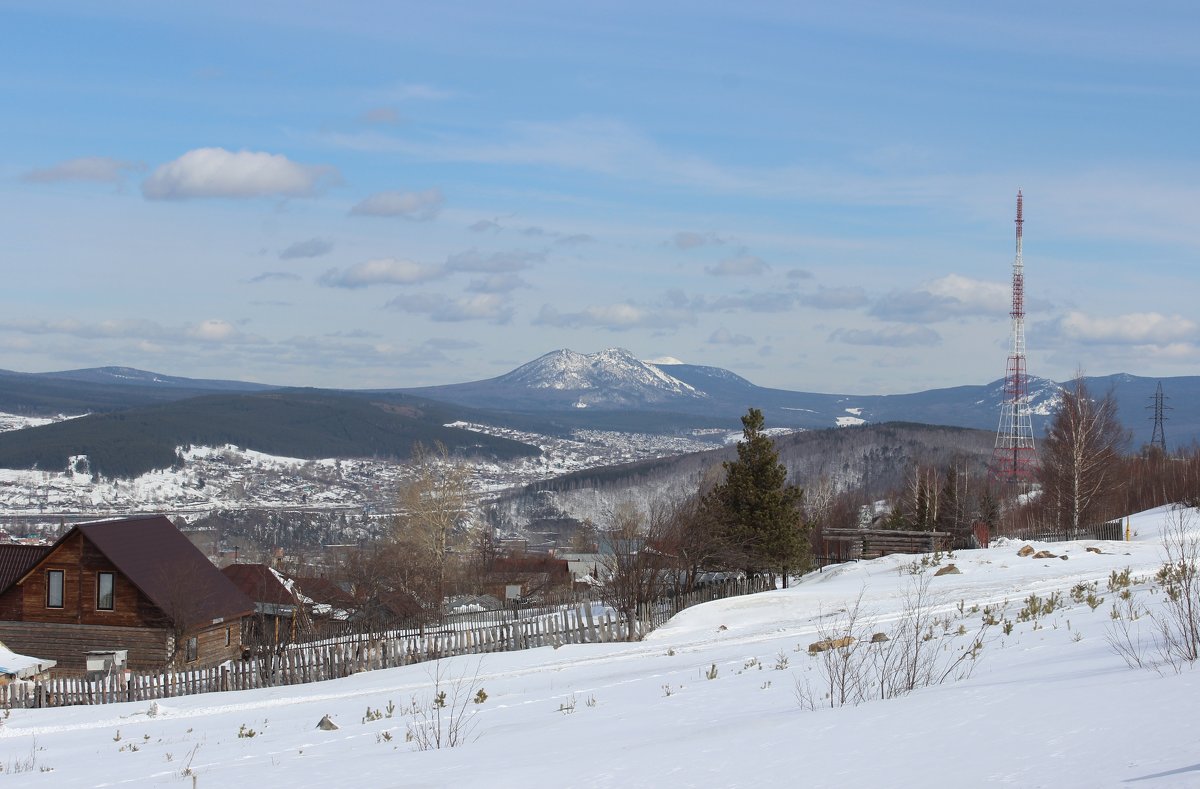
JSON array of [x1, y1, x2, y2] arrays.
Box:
[[0, 532, 169, 629], [0, 621, 169, 670]]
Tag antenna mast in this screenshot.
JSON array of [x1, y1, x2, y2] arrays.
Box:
[[992, 191, 1037, 483]]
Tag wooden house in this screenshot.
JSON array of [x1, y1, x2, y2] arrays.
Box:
[[482, 554, 572, 601], [222, 563, 307, 650], [0, 515, 252, 671]]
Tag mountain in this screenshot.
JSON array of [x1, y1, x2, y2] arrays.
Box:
[[405, 348, 707, 410], [35, 366, 273, 392], [0, 366, 278, 415], [1, 354, 1196, 470]]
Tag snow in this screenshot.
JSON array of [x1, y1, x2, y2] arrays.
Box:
[[4, 505, 1198, 786], [836, 415, 866, 426], [500, 348, 705, 400], [0, 412, 78, 433], [0, 644, 55, 679]]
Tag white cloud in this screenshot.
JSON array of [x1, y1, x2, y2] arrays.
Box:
[[186, 319, 239, 342], [926, 274, 1011, 314], [0, 317, 261, 346], [674, 231, 726, 250], [708, 327, 755, 346], [799, 286, 869, 310], [673, 290, 796, 313], [248, 271, 302, 284], [534, 303, 689, 331], [445, 249, 542, 272], [829, 325, 942, 347], [142, 148, 338, 200], [350, 188, 443, 220], [556, 233, 594, 246], [706, 254, 768, 277], [380, 83, 453, 102], [465, 273, 529, 293], [871, 274, 1010, 322], [360, 107, 401, 125], [386, 293, 513, 323], [320, 259, 443, 288], [22, 156, 143, 184], [1060, 311, 1198, 344], [280, 238, 334, 260]]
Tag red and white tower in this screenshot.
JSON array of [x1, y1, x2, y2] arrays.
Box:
[[992, 190, 1037, 483]]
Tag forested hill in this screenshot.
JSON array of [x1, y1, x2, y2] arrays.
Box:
[[0, 390, 541, 479], [486, 422, 994, 534], [0, 367, 276, 415]]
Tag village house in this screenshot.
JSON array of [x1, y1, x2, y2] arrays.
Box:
[[0, 515, 252, 671]]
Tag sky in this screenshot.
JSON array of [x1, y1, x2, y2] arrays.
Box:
[[2, 1, 1199, 394]]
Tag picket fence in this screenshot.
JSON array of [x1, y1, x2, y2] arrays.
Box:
[[0, 578, 769, 710]]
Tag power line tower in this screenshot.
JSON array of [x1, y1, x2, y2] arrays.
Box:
[[992, 191, 1037, 484], [1148, 380, 1169, 452]]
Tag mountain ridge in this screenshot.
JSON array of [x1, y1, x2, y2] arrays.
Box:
[[2, 351, 1197, 457]]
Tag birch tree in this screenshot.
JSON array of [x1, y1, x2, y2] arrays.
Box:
[[1037, 377, 1128, 537]]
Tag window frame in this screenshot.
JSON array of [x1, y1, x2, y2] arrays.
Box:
[[96, 571, 115, 611], [46, 569, 65, 609], [185, 636, 198, 663]]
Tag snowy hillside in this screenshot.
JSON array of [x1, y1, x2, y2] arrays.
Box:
[[3, 505, 1198, 787]]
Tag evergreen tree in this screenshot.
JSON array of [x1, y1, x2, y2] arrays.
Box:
[[706, 408, 809, 585]]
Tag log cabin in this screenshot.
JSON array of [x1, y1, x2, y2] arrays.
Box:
[[0, 515, 252, 671]]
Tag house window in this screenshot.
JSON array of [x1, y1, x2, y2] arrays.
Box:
[[97, 572, 115, 610], [225, 626, 232, 647], [46, 570, 64, 608], [185, 636, 198, 663]]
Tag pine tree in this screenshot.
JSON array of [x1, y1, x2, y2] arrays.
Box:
[[706, 408, 809, 585]]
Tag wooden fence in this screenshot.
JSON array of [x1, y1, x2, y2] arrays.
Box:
[[0, 578, 769, 710], [815, 528, 951, 567]]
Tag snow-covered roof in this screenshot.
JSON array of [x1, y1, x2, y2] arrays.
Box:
[[0, 640, 56, 678]]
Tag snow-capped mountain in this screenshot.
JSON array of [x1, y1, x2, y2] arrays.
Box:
[[498, 348, 704, 400], [411, 348, 711, 410]]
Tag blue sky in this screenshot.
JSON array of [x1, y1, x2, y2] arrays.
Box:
[[3, 1, 1199, 394]]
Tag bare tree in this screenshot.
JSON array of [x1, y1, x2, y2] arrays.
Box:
[[597, 501, 675, 624], [1037, 376, 1129, 537], [393, 442, 474, 610]]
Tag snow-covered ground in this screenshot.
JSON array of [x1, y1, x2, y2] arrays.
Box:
[[3, 505, 1198, 786], [0, 413, 727, 531]]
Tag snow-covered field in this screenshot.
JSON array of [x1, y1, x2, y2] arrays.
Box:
[[3, 505, 1198, 786]]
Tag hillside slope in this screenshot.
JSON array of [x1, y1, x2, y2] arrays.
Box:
[[2, 505, 1195, 787], [0, 390, 540, 478]]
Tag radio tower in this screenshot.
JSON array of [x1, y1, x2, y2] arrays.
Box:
[[992, 190, 1037, 483]]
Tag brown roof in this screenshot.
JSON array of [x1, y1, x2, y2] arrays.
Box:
[[222, 564, 297, 607], [0, 544, 49, 593], [71, 515, 253, 628], [292, 576, 356, 608]]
